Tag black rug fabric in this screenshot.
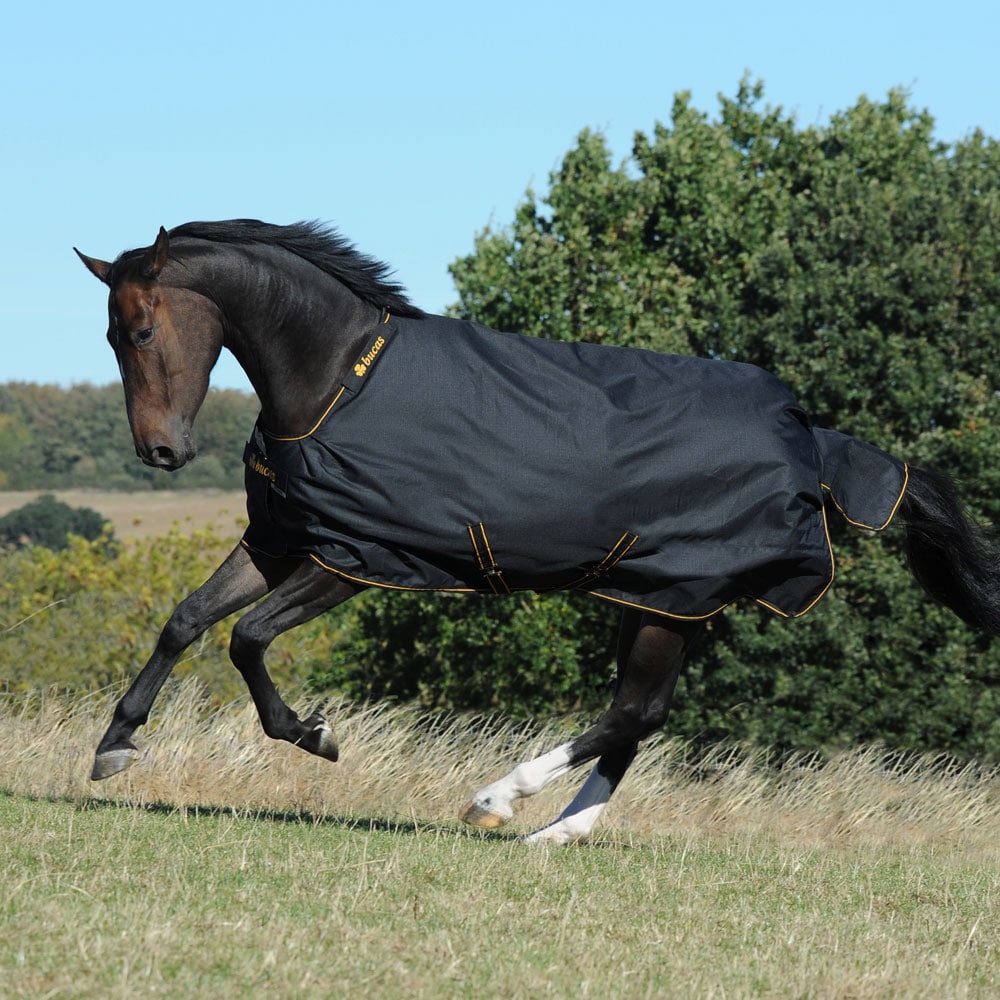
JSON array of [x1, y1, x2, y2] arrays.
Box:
[[242, 314, 906, 620]]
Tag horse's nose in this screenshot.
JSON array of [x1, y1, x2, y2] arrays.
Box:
[[136, 426, 196, 470]]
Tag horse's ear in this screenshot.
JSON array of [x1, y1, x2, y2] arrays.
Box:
[[142, 227, 170, 279], [74, 248, 112, 285]]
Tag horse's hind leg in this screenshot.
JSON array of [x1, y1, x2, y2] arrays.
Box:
[[460, 612, 700, 842], [226, 560, 360, 759], [92, 544, 299, 780], [520, 611, 645, 844], [462, 612, 645, 839], [520, 743, 639, 845]]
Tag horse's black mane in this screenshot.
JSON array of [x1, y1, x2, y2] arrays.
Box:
[[116, 219, 425, 318]]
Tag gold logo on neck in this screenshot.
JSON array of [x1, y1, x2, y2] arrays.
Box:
[[353, 335, 386, 378], [248, 452, 276, 482]]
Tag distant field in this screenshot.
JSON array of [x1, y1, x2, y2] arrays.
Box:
[[0, 489, 247, 540]]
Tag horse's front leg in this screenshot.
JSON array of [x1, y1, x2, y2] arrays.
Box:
[[227, 560, 360, 760], [92, 544, 300, 780]]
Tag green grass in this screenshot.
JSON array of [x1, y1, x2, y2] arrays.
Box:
[[2, 683, 1000, 997]]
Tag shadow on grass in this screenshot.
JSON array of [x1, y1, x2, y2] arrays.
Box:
[[0, 786, 522, 842]]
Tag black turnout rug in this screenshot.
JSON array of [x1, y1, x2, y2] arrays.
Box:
[[242, 314, 907, 621]]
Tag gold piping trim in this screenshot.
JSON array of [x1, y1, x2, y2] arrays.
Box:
[[309, 553, 476, 593], [263, 314, 393, 443], [266, 386, 347, 442], [589, 506, 837, 621], [755, 503, 836, 618], [587, 591, 725, 621], [821, 462, 910, 532]]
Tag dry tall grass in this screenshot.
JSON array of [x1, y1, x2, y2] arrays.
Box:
[[3, 678, 999, 854]]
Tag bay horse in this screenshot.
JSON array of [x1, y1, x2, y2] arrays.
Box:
[[76, 220, 1000, 844]]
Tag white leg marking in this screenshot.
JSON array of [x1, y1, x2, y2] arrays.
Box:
[[524, 763, 615, 845], [460, 743, 574, 829]]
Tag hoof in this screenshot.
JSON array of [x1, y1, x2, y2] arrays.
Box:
[[522, 825, 578, 846], [91, 747, 139, 781], [459, 799, 511, 830], [301, 713, 339, 762]]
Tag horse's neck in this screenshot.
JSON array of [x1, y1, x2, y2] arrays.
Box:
[[216, 255, 381, 437]]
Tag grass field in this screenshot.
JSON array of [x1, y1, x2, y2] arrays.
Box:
[[2, 681, 999, 998]]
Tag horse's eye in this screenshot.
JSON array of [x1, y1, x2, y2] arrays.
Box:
[[133, 327, 154, 347]]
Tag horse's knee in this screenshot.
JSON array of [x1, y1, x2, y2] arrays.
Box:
[[159, 598, 206, 655], [229, 618, 263, 664]]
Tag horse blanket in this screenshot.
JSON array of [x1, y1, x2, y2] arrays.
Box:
[[241, 314, 908, 620]]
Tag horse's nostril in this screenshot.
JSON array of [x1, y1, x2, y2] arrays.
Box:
[[150, 446, 177, 467]]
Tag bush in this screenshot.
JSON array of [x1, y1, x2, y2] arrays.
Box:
[[0, 494, 111, 550], [0, 528, 342, 699], [308, 589, 618, 717]]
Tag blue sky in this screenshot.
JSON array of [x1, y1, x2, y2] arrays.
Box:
[[2, 0, 997, 392]]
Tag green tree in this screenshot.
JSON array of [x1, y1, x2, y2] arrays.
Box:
[[0, 412, 31, 488], [315, 79, 1000, 759]]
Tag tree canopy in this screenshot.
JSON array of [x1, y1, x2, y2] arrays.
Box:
[[0, 383, 257, 490], [314, 80, 1000, 759]]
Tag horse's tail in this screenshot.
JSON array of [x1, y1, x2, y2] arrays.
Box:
[[899, 465, 1000, 635]]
